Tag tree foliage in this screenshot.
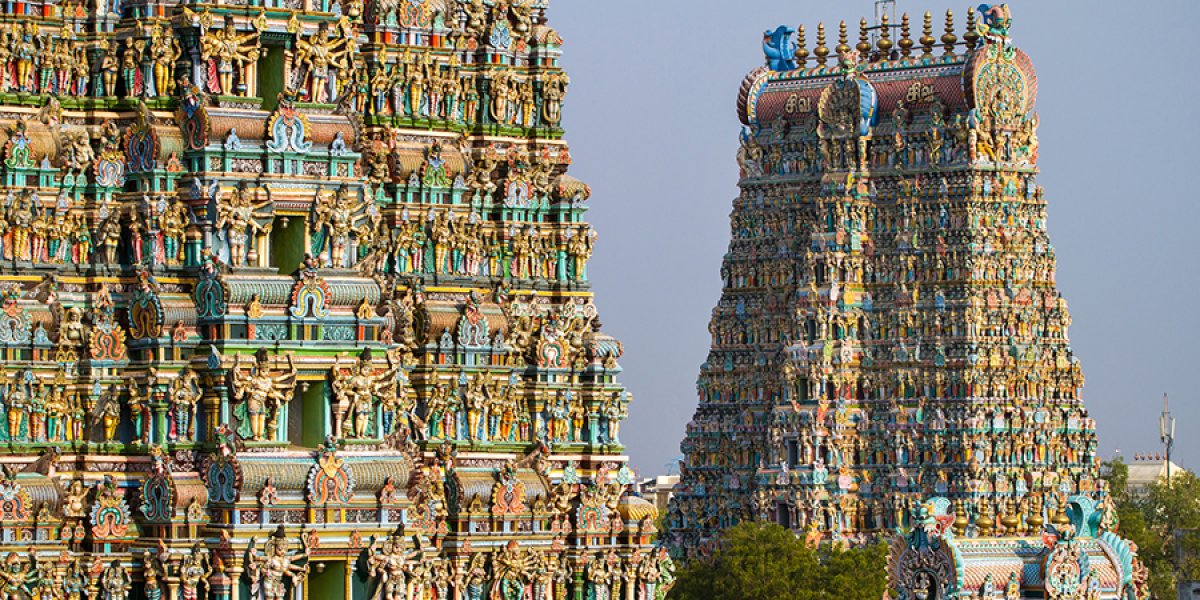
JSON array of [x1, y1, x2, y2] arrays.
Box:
[[667, 522, 888, 600], [1103, 458, 1200, 599]]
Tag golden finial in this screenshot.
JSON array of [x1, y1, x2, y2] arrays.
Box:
[[941, 10, 958, 56], [976, 500, 994, 536], [1051, 495, 1071, 528], [795, 25, 809, 66], [953, 501, 969, 537], [964, 7, 980, 50], [815, 22, 830, 66], [920, 12, 936, 57], [1002, 497, 1021, 533], [877, 13, 893, 60], [835, 21, 851, 59], [857, 17, 872, 56], [899, 13, 914, 58]]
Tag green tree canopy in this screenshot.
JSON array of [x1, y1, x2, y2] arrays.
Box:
[[668, 522, 887, 600], [1103, 458, 1200, 599]]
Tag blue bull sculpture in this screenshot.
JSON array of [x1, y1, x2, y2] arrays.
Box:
[[763, 25, 797, 72]]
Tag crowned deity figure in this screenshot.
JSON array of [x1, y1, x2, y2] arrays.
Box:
[[92, 386, 122, 443], [158, 201, 189, 266], [127, 376, 153, 446], [142, 549, 167, 600], [169, 368, 201, 441], [310, 186, 368, 268], [246, 531, 309, 600], [100, 561, 131, 600], [294, 24, 354, 104], [12, 22, 37, 93], [230, 350, 297, 442], [214, 183, 273, 267], [148, 23, 181, 97], [492, 540, 534, 600], [177, 543, 213, 600], [366, 533, 422, 600], [0, 552, 35, 600], [331, 350, 400, 439], [200, 18, 262, 97]]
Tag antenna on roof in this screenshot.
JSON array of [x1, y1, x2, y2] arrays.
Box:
[[1160, 393, 1175, 486], [867, 1, 901, 57]]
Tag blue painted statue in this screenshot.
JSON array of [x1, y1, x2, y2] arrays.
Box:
[[976, 4, 1013, 40], [762, 26, 797, 72]]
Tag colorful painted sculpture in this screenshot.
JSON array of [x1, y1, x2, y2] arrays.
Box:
[[0, 1, 669, 597], [669, 7, 1146, 600]]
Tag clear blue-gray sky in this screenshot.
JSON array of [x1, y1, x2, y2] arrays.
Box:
[[547, 1, 1199, 475]]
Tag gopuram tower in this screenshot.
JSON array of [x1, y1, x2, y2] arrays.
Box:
[[667, 6, 1147, 599], [0, 1, 673, 599]]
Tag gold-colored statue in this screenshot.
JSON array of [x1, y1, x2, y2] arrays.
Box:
[[214, 183, 273, 267], [0, 552, 35, 600], [149, 23, 181, 97]]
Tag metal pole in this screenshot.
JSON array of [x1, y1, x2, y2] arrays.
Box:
[[1161, 393, 1175, 488]]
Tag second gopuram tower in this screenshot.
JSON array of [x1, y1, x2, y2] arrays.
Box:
[[669, 7, 1146, 598]]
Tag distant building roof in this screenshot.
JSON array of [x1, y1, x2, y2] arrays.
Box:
[[1124, 452, 1187, 492]]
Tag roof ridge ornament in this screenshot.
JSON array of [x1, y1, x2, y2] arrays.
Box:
[[763, 26, 798, 72], [976, 4, 1013, 45]]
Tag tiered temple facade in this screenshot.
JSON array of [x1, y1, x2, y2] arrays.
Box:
[[0, 1, 673, 599], [667, 6, 1147, 599]]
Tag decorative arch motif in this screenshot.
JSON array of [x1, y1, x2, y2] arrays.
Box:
[[491, 461, 526, 516], [177, 85, 211, 151], [130, 273, 164, 339], [194, 256, 230, 319], [90, 476, 132, 539], [290, 265, 332, 319], [888, 500, 962, 600], [970, 45, 1028, 129], [93, 123, 127, 189], [124, 103, 160, 173], [88, 320, 128, 362], [3, 121, 33, 169], [265, 92, 313, 154], [203, 453, 242, 505], [1044, 539, 1090, 600], [456, 293, 490, 347], [307, 440, 355, 505], [399, 0, 433, 28], [140, 451, 177, 522], [0, 292, 31, 345], [818, 76, 878, 139]]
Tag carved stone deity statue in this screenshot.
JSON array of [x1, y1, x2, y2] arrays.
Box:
[[294, 24, 354, 104], [168, 368, 201, 442], [200, 17, 263, 97], [214, 183, 273, 267], [0, 552, 35, 600], [246, 530, 309, 600], [230, 349, 297, 442], [366, 533, 421, 600], [491, 540, 533, 600], [331, 349, 399, 439], [100, 561, 131, 600]]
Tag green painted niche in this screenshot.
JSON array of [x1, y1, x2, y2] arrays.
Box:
[[259, 46, 286, 112], [286, 381, 328, 449], [308, 561, 346, 600], [271, 215, 306, 275]]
